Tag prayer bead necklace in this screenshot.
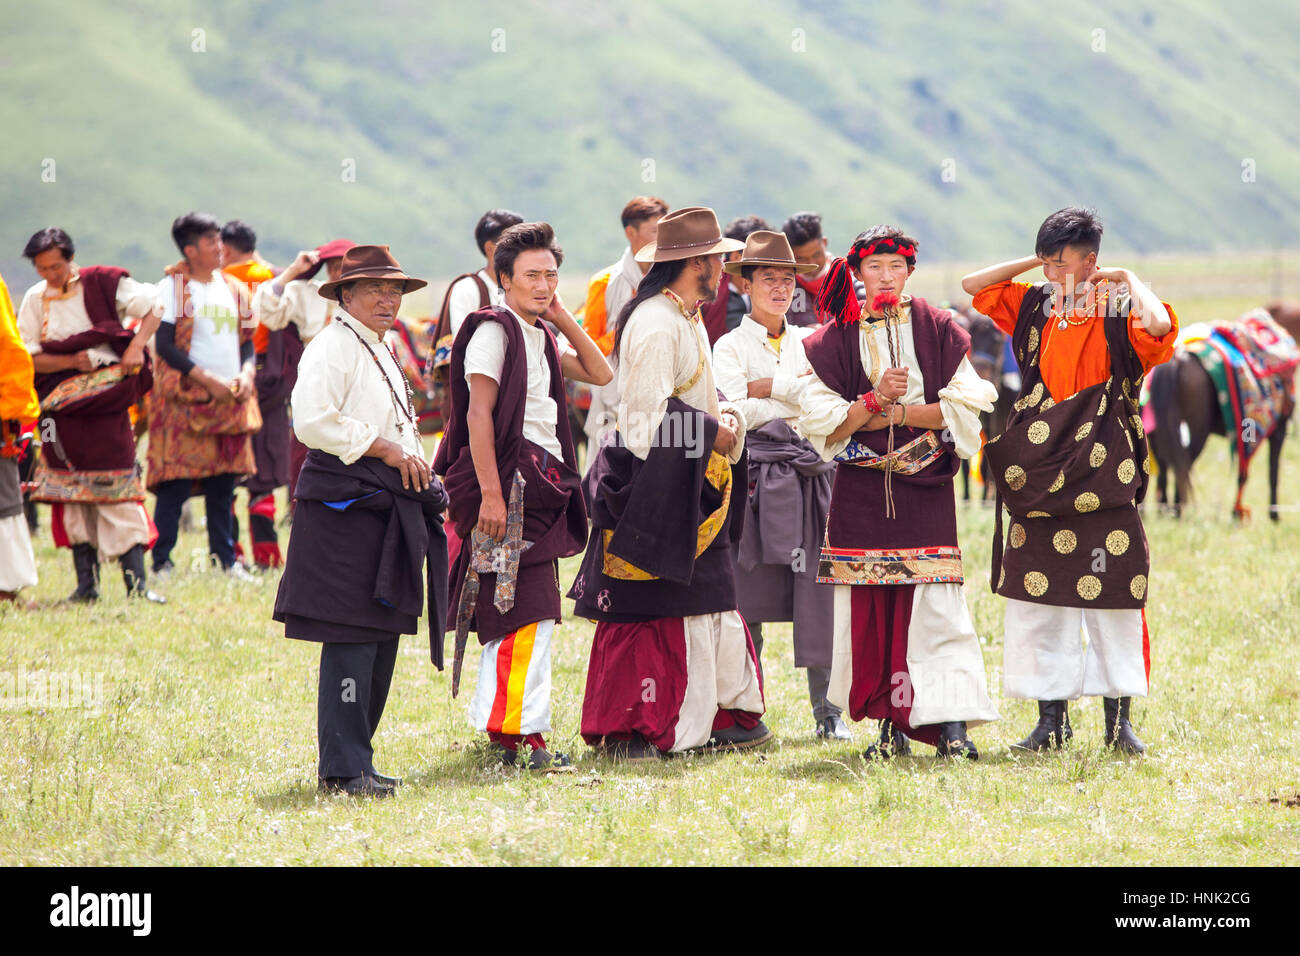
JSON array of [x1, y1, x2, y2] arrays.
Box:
[[338, 319, 416, 436]]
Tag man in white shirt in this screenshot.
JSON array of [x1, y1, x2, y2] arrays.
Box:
[[251, 238, 355, 506], [578, 196, 668, 466], [17, 227, 164, 603], [147, 213, 258, 580], [274, 245, 447, 798], [444, 210, 522, 339], [254, 238, 355, 345], [433, 222, 611, 773], [711, 231, 846, 740], [426, 211, 522, 430]]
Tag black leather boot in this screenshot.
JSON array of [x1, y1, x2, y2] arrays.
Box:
[[65, 543, 99, 603], [1103, 697, 1146, 755], [120, 545, 167, 604], [936, 721, 979, 760], [1012, 700, 1067, 751], [863, 719, 911, 760]]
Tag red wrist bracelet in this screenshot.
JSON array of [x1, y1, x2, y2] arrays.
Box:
[[860, 390, 882, 414]]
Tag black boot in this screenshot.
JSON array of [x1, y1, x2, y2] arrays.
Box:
[[65, 543, 100, 603], [120, 545, 167, 604], [1012, 700, 1067, 751], [863, 719, 911, 760], [936, 721, 979, 760], [1103, 697, 1147, 755], [1063, 702, 1074, 744]]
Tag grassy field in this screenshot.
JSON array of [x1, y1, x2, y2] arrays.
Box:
[[3, 284, 1298, 866]]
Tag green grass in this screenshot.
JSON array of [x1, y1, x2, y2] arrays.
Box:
[[4, 386, 1299, 865]]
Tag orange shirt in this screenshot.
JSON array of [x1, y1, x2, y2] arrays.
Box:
[[580, 267, 618, 356], [972, 279, 1178, 401], [224, 260, 276, 353]]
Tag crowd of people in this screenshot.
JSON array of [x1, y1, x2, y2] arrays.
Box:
[[0, 200, 1178, 795]]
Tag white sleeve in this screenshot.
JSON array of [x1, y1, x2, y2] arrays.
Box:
[[604, 275, 634, 330], [712, 335, 794, 431], [462, 320, 508, 386], [937, 355, 1000, 459], [253, 279, 293, 331], [798, 369, 855, 461], [16, 289, 42, 354], [447, 276, 486, 338], [290, 334, 378, 464], [616, 310, 678, 460], [156, 275, 180, 325], [115, 277, 159, 321]]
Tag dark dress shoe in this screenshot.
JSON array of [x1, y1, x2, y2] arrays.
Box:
[[709, 720, 773, 751], [368, 770, 403, 787], [815, 715, 853, 740], [600, 736, 664, 762], [525, 748, 574, 773], [863, 718, 911, 760], [319, 775, 394, 797], [936, 721, 979, 760]]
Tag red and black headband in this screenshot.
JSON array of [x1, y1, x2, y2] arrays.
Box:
[[847, 236, 918, 268]]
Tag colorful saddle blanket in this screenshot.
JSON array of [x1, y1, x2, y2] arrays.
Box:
[[387, 316, 441, 434], [1183, 310, 1297, 475]]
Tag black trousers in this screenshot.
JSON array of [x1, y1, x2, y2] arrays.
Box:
[[317, 638, 399, 779], [747, 619, 842, 722]]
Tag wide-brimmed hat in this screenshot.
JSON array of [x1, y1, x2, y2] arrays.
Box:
[[318, 244, 427, 301], [723, 230, 819, 276], [634, 206, 744, 263]]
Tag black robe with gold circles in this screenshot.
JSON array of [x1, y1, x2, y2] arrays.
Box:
[[984, 284, 1152, 609]]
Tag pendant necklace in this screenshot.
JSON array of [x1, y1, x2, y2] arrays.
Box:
[[339, 320, 416, 436]]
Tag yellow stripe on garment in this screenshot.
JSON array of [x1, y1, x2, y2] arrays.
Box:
[[502, 621, 538, 735]]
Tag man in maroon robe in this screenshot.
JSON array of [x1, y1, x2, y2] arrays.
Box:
[[433, 222, 611, 772], [17, 228, 164, 603]]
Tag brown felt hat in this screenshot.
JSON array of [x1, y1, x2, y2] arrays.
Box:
[[318, 244, 427, 300], [634, 206, 745, 263], [723, 230, 819, 276]]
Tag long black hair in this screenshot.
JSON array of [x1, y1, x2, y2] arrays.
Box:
[[613, 258, 689, 361]]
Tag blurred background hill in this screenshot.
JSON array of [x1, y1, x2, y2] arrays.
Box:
[[2, 0, 1298, 301]]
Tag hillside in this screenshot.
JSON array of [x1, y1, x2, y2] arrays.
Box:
[[2, 0, 1298, 290]]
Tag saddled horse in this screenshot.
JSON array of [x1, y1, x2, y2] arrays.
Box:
[[1146, 309, 1297, 520]]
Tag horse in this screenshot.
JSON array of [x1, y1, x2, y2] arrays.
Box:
[[1146, 310, 1296, 521], [949, 304, 1014, 501]]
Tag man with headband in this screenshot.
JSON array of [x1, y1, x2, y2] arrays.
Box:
[[798, 225, 1000, 759]]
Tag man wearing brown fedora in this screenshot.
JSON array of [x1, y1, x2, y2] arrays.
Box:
[[711, 231, 847, 741], [274, 244, 449, 798], [568, 206, 770, 761], [435, 222, 611, 773]]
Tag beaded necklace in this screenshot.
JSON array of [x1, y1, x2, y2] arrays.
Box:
[[338, 318, 416, 436]]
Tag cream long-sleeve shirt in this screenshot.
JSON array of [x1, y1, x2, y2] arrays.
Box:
[[253, 278, 338, 344], [616, 292, 746, 462], [712, 315, 817, 432], [799, 301, 997, 461], [17, 272, 158, 366], [291, 310, 424, 464]]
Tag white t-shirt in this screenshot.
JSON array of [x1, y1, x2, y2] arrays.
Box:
[[462, 307, 569, 459], [447, 269, 504, 338], [157, 275, 242, 381]]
